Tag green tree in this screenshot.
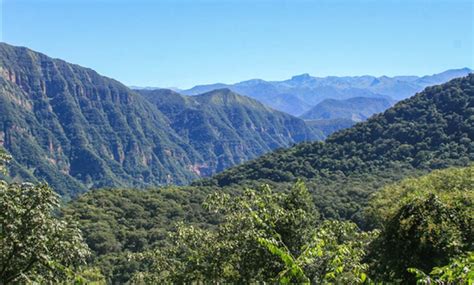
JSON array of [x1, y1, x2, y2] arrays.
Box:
[[131, 182, 376, 283], [258, 220, 377, 284], [0, 149, 96, 284], [366, 166, 473, 282], [408, 251, 473, 285]]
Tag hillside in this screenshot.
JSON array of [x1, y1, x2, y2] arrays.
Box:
[[0, 43, 325, 197], [300, 96, 394, 121], [138, 88, 322, 175], [197, 75, 474, 221], [0, 43, 207, 197], [181, 68, 472, 116]]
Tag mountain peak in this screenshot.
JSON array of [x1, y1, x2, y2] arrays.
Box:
[[291, 73, 312, 81], [197, 88, 263, 107]]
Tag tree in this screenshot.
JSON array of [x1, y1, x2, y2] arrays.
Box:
[[409, 251, 473, 285], [258, 220, 377, 284], [131, 182, 376, 283], [366, 166, 473, 282], [0, 149, 96, 284]]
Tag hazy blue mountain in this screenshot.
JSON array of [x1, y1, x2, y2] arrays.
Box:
[[300, 97, 394, 121], [181, 68, 472, 116]]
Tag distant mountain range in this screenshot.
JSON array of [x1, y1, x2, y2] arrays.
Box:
[[178, 68, 472, 116], [0, 43, 327, 197]]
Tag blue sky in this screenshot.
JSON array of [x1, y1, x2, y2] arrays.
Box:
[[1, 0, 473, 88]]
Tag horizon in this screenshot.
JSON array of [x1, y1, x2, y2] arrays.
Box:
[[1, 0, 473, 88]]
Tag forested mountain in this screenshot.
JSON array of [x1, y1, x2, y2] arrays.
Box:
[[300, 96, 394, 121], [0, 43, 206, 197], [137, 88, 322, 175], [198, 74, 474, 221], [4, 48, 472, 285], [181, 68, 472, 116], [0, 43, 324, 197]]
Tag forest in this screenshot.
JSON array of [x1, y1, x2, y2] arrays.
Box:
[[1, 74, 473, 284]]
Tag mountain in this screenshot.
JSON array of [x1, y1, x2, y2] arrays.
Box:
[[0, 43, 206, 197], [197, 74, 474, 221], [0, 43, 324, 197], [300, 97, 394, 121], [181, 68, 473, 116], [137, 88, 322, 175], [66, 76, 474, 283]]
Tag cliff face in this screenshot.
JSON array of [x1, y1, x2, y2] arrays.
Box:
[[0, 43, 321, 197], [0, 43, 203, 197]]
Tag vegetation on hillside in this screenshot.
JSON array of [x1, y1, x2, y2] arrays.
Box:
[[62, 166, 472, 283], [62, 185, 223, 283], [197, 74, 474, 221], [366, 166, 473, 282], [0, 148, 104, 284], [1, 44, 472, 284]]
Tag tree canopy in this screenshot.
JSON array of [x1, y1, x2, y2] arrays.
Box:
[[0, 149, 103, 284]]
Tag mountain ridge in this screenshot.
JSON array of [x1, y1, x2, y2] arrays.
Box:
[[179, 68, 473, 116], [0, 42, 328, 196]]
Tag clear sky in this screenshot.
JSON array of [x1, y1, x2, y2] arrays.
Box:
[[1, 0, 473, 88]]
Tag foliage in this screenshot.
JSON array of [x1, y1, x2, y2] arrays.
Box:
[[130, 182, 377, 284], [365, 165, 474, 228], [408, 251, 473, 285], [258, 220, 377, 284], [63, 185, 221, 283], [0, 149, 95, 284], [366, 166, 474, 282], [0, 148, 11, 175]]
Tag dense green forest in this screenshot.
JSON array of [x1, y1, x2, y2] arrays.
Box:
[[2, 146, 472, 283]]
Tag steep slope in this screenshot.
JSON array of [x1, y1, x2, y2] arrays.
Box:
[[181, 69, 472, 116], [198, 75, 474, 221], [300, 97, 394, 121], [0, 43, 203, 197], [138, 88, 323, 176]]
